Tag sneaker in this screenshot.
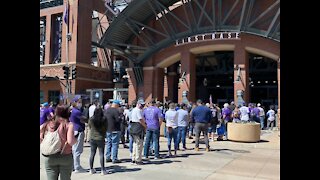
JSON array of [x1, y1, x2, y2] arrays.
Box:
[[154, 157, 159, 160], [195, 147, 199, 151], [112, 159, 121, 164], [131, 160, 136, 165], [188, 136, 193, 139], [135, 161, 144, 165], [206, 148, 210, 152], [89, 169, 96, 175], [144, 157, 149, 161], [130, 153, 132, 158], [101, 170, 107, 176], [74, 168, 87, 173], [106, 159, 112, 163]]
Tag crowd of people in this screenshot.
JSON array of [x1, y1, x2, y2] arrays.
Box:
[[40, 96, 278, 180]]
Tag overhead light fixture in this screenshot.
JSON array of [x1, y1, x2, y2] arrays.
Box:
[[265, 81, 268, 83], [273, 81, 276, 83], [257, 81, 261, 84], [216, 85, 220, 88]]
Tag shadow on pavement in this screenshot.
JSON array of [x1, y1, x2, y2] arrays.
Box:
[[103, 165, 141, 174], [211, 148, 250, 153]]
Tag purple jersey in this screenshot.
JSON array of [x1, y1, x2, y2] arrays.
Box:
[[222, 108, 232, 121], [70, 107, 85, 132], [143, 106, 163, 130], [40, 107, 51, 125]]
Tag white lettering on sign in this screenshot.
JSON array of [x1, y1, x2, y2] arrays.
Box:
[[175, 32, 241, 46]]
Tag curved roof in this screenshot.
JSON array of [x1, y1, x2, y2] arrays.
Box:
[[99, 0, 280, 64]]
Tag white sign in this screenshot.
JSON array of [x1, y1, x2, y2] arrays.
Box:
[[175, 32, 240, 46]]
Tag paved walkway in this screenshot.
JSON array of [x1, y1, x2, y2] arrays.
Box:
[[40, 130, 280, 180]]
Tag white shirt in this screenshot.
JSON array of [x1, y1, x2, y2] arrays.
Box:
[[165, 109, 178, 128], [266, 110, 275, 121], [131, 107, 143, 123], [258, 107, 265, 117], [177, 109, 189, 127], [239, 106, 250, 121], [88, 104, 96, 118]]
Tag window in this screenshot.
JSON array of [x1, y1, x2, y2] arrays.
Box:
[[40, 17, 46, 65], [48, 90, 60, 105], [40, 91, 44, 104]]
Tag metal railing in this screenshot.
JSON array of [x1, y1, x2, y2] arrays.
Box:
[[40, 0, 63, 10]]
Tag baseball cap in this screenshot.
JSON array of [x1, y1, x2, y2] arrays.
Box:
[[112, 100, 121, 105], [257, 103, 261, 107], [42, 102, 49, 107], [72, 95, 81, 103], [137, 99, 145, 105]]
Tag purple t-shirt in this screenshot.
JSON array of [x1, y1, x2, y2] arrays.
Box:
[[40, 107, 51, 125], [70, 107, 85, 132], [252, 107, 260, 117], [143, 106, 163, 130], [222, 108, 232, 122]]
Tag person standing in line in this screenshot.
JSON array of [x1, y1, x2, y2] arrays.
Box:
[[104, 100, 122, 164], [70, 96, 88, 173], [40, 102, 54, 126], [208, 104, 219, 141], [221, 103, 232, 140], [177, 103, 189, 150], [191, 99, 212, 151], [257, 103, 265, 130], [40, 105, 77, 180], [188, 103, 197, 139], [130, 99, 147, 165], [119, 107, 129, 148], [88, 107, 108, 175], [266, 105, 276, 130], [82, 103, 90, 143], [127, 101, 136, 158], [165, 103, 179, 157], [143, 99, 163, 160]]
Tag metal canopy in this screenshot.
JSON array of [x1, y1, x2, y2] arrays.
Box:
[[99, 0, 280, 65]]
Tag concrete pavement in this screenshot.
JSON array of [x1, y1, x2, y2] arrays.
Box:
[[40, 130, 280, 180]]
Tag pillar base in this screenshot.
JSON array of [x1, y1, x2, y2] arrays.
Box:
[[227, 123, 261, 142]]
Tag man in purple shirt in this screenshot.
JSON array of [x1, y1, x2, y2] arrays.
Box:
[[40, 102, 54, 125], [70, 95, 87, 173], [220, 103, 232, 140], [143, 100, 163, 159], [251, 104, 260, 123]]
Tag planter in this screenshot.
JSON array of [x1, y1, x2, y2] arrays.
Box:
[[227, 122, 261, 142]]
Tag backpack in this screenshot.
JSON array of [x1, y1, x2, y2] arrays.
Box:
[[40, 128, 62, 156]]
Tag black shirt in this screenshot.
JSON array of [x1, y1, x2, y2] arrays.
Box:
[[104, 107, 121, 132]]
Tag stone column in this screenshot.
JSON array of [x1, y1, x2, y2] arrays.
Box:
[[234, 45, 249, 105], [127, 69, 137, 105], [178, 50, 196, 103], [153, 68, 164, 102], [143, 68, 154, 102]]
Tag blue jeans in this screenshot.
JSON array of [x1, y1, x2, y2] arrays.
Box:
[[260, 116, 265, 129], [177, 126, 187, 148], [167, 127, 178, 151], [188, 123, 194, 136], [105, 131, 120, 161], [143, 129, 160, 158], [72, 131, 84, 170]]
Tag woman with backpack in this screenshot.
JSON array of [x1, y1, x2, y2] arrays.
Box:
[[88, 107, 108, 175], [40, 105, 77, 180]]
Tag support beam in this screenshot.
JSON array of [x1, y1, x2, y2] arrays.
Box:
[[248, 0, 280, 27], [266, 8, 280, 36], [239, 0, 247, 30], [222, 0, 239, 25], [194, 0, 215, 28]]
